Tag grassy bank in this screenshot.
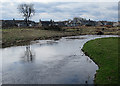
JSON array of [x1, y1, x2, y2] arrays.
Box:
[[1, 28, 82, 48], [63, 26, 119, 35], [1, 26, 119, 48], [82, 37, 119, 84]]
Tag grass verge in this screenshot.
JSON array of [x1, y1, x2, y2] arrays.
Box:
[[82, 37, 119, 84]]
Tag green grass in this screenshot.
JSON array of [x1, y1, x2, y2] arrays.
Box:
[[82, 37, 119, 84]]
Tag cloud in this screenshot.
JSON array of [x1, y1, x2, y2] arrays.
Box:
[[0, 2, 118, 22], [1, 0, 119, 3]]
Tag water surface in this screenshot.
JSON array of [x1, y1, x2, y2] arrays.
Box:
[[0, 35, 118, 84]]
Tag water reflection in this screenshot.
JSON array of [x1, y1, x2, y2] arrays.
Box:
[[66, 37, 86, 40], [22, 45, 35, 62], [39, 40, 58, 46], [1, 35, 118, 84]]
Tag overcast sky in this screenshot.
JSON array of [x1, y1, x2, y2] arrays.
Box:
[[0, 0, 119, 22]]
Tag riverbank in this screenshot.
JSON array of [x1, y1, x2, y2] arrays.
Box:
[[1, 27, 119, 48], [1, 28, 82, 48], [2, 35, 105, 84], [82, 37, 119, 84]]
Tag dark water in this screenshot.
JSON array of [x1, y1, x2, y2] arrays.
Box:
[[0, 35, 118, 84]]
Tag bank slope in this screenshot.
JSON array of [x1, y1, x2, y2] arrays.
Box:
[[82, 37, 119, 84]]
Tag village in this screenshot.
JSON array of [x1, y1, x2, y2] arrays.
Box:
[[1, 17, 120, 28], [1, 1, 120, 85]]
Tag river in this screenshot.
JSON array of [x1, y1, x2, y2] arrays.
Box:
[[0, 35, 118, 84]]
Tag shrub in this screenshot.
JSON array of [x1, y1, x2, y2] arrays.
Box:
[[43, 26, 62, 31], [97, 31, 104, 35]]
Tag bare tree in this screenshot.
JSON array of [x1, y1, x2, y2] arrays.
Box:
[[18, 3, 35, 26]]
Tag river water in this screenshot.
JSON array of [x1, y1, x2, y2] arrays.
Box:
[[0, 35, 118, 84]]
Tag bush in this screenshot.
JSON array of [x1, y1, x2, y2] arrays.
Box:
[[97, 31, 104, 35], [85, 24, 92, 26], [43, 26, 62, 31]]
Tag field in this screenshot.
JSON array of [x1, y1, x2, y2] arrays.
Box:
[[63, 26, 119, 35], [82, 37, 119, 84], [1, 26, 119, 48], [1, 28, 81, 48]]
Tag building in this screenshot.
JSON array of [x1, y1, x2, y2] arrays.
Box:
[[96, 21, 103, 26], [66, 17, 97, 27], [1, 20, 16, 28], [1, 19, 36, 28], [54, 21, 66, 27], [113, 22, 120, 27], [38, 19, 54, 27], [38, 19, 66, 27], [100, 21, 114, 26]]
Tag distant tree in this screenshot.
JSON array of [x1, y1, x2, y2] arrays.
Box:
[[18, 3, 35, 26]]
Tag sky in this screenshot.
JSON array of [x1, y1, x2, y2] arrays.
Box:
[[0, 0, 119, 22]]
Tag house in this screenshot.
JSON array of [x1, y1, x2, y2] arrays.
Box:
[[38, 19, 66, 27], [96, 21, 104, 26], [118, 22, 120, 26], [0, 20, 3, 28], [66, 17, 83, 27], [1, 20, 16, 28], [54, 21, 66, 27], [66, 17, 97, 27], [28, 21, 36, 27], [100, 21, 114, 26], [15, 20, 36, 27], [64, 21, 69, 25], [100, 21, 108, 26], [84, 19, 97, 26], [38, 19, 54, 27], [113, 22, 120, 27], [15, 20, 27, 27], [1, 19, 36, 28]]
